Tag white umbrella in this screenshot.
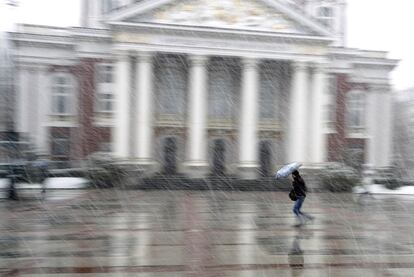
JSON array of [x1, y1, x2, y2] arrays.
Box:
[[275, 162, 302, 179]]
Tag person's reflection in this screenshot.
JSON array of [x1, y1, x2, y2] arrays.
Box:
[[288, 228, 312, 272], [288, 236, 304, 272]]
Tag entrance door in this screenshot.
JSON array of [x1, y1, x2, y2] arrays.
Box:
[[163, 137, 177, 175], [259, 141, 272, 177], [212, 139, 226, 176]]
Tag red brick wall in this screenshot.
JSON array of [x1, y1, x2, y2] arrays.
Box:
[[327, 74, 369, 164], [72, 59, 111, 159], [328, 74, 351, 162]]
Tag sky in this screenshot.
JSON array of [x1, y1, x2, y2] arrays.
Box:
[[1, 0, 413, 91]]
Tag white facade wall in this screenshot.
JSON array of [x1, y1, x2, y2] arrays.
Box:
[[15, 65, 53, 153], [393, 89, 414, 180], [9, 0, 397, 177]]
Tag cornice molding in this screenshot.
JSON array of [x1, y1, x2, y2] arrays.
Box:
[[109, 21, 333, 44]]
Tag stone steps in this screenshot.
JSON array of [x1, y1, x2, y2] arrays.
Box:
[[137, 175, 291, 191]]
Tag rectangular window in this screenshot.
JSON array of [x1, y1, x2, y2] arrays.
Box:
[[52, 138, 70, 156], [99, 142, 112, 153], [154, 56, 187, 117], [324, 76, 337, 127], [51, 74, 72, 115], [259, 75, 278, 120], [97, 64, 113, 83], [317, 7, 334, 29], [157, 66, 186, 115], [96, 63, 114, 114], [207, 58, 238, 120], [347, 92, 365, 130], [319, 7, 333, 17]]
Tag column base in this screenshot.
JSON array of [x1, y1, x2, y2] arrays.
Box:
[[362, 164, 394, 180], [299, 162, 329, 170], [238, 162, 259, 180], [183, 161, 210, 178], [133, 158, 159, 175], [115, 158, 159, 175]]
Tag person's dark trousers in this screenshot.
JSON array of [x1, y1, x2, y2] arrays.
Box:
[[293, 196, 312, 224]]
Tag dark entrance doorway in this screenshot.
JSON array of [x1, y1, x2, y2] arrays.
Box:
[[212, 139, 226, 176], [163, 137, 177, 175], [259, 141, 272, 177]]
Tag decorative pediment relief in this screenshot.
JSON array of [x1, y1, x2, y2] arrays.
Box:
[[126, 0, 313, 35]]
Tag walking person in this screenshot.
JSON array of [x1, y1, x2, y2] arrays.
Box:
[[357, 165, 375, 204], [291, 170, 313, 227], [33, 156, 49, 193]]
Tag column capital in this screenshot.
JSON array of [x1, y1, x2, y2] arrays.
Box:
[[113, 51, 130, 61], [368, 83, 391, 93], [136, 51, 154, 63], [20, 64, 50, 72], [189, 55, 209, 66], [311, 62, 329, 73], [292, 61, 308, 71], [241, 57, 260, 69]]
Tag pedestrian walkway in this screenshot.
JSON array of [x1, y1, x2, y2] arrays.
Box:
[[1, 190, 414, 276]]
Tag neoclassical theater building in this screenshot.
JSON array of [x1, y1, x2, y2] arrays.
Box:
[[10, 0, 397, 178]]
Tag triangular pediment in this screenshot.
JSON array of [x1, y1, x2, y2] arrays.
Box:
[[108, 0, 332, 37]]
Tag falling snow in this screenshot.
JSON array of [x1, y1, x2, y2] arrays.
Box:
[[0, 0, 413, 276]]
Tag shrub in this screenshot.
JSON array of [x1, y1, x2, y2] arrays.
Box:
[[86, 153, 126, 188], [373, 167, 402, 190], [321, 163, 361, 192]]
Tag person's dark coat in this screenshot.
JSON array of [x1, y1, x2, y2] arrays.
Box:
[[292, 176, 307, 197]]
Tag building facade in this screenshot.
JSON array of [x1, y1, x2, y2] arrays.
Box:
[[10, 0, 397, 178], [394, 88, 414, 181], [0, 32, 15, 133]]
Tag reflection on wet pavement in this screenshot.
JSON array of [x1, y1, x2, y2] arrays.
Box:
[[1, 190, 414, 276]]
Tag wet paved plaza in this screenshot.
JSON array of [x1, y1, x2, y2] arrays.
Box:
[[1, 190, 414, 276]]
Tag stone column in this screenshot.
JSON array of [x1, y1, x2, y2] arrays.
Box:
[[238, 57, 259, 179], [27, 69, 39, 145], [113, 53, 131, 159], [366, 84, 392, 168], [38, 66, 50, 154], [365, 87, 377, 167], [310, 63, 327, 164], [135, 52, 155, 166], [380, 89, 393, 168], [287, 61, 308, 163], [16, 65, 29, 134], [185, 55, 209, 177]]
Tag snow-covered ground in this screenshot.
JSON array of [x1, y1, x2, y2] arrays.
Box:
[[0, 177, 90, 199], [353, 184, 414, 195], [0, 177, 89, 190]]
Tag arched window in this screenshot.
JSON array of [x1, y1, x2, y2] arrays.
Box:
[[317, 6, 334, 28], [51, 73, 74, 115]]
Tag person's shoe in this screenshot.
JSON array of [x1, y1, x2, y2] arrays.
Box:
[[303, 215, 314, 223], [307, 215, 315, 221], [293, 223, 304, 228], [289, 249, 304, 255]]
